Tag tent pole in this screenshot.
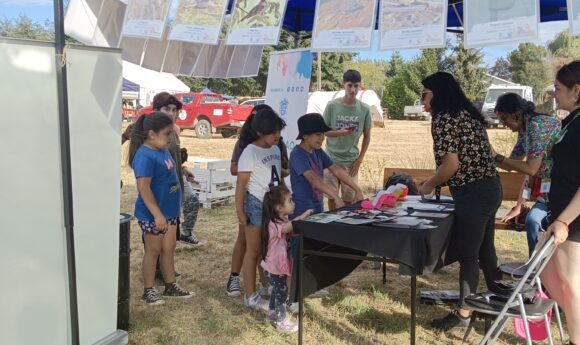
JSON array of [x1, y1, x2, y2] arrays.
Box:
[[317, 52, 322, 91], [54, 1, 80, 344]]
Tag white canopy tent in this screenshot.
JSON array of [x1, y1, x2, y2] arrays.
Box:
[[307, 90, 385, 127], [122, 61, 190, 106]]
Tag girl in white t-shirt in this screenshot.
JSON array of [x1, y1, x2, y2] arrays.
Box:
[[236, 108, 287, 311]]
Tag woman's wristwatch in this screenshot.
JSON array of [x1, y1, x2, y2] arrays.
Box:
[[494, 154, 505, 163]]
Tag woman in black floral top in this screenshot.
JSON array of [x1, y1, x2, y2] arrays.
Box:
[[419, 72, 502, 331]]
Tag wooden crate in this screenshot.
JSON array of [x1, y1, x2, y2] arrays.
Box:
[[186, 157, 236, 209]]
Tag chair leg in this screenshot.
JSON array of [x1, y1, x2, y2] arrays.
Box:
[[553, 302, 566, 345], [462, 314, 477, 343], [518, 295, 533, 345], [489, 316, 510, 345], [480, 315, 507, 345], [545, 313, 554, 345]]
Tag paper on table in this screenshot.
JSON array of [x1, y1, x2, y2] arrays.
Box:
[[401, 202, 446, 211], [335, 218, 378, 225], [306, 213, 343, 224], [410, 212, 450, 219], [392, 216, 425, 226]]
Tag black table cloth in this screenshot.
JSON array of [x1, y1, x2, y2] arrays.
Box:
[[291, 203, 455, 300]]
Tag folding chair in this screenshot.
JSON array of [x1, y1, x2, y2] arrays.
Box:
[[462, 235, 566, 345]]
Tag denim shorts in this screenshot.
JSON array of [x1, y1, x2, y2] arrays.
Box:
[[244, 192, 263, 227], [138, 217, 179, 236]]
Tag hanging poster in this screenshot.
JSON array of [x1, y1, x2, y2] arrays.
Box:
[[169, 0, 229, 44], [569, 0, 580, 36], [379, 0, 447, 50], [265, 49, 313, 151], [464, 0, 539, 48], [226, 0, 288, 45], [122, 0, 172, 39], [311, 0, 378, 51]]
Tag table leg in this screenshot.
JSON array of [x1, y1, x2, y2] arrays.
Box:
[[382, 257, 387, 285], [298, 235, 304, 345], [411, 275, 416, 345]]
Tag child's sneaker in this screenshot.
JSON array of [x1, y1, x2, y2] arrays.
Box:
[[258, 282, 273, 297], [244, 292, 269, 313], [141, 288, 164, 305], [265, 310, 277, 323], [180, 234, 203, 247], [226, 274, 242, 297], [276, 318, 299, 332], [163, 282, 193, 299]]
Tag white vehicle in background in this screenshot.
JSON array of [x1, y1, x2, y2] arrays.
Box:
[[482, 85, 533, 127], [403, 99, 431, 121]]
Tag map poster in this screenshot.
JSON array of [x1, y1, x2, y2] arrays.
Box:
[[169, 0, 229, 44], [379, 0, 447, 50], [265, 49, 313, 151], [568, 0, 580, 36], [311, 0, 378, 51], [464, 0, 539, 48], [122, 0, 172, 39], [226, 0, 288, 45]]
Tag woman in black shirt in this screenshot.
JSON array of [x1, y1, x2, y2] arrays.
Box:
[[541, 61, 580, 345], [419, 72, 502, 331]]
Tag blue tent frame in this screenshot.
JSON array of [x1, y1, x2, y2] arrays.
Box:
[[227, 0, 568, 33]]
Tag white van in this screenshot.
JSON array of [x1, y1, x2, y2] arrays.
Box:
[[482, 85, 533, 126]]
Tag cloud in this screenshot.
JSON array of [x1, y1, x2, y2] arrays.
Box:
[[0, 0, 53, 5]]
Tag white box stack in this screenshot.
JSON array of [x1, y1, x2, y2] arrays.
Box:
[[187, 157, 236, 209]]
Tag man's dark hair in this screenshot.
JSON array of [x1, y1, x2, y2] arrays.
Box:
[[343, 69, 362, 84]]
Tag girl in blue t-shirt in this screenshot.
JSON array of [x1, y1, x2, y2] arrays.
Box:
[[128, 112, 193, 305]]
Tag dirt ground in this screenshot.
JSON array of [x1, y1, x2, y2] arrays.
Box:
[[120, 120, 555, 345]]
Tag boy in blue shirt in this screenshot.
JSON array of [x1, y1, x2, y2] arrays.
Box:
[[290, 113, 364, 217]]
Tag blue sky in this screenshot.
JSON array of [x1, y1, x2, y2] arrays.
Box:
[[0, 0, 570, 68]]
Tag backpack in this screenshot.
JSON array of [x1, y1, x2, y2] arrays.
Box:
[[385, 173, 418, 195]]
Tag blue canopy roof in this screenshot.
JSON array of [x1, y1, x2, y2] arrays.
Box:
[[227, 0, 568, 33], [122, 78, 139, 92]]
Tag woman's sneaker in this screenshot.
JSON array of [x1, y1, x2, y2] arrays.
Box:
[[163, 282, 193, 299], [430, 310, 470, 331], [276, 318, 299, 332], [141, 288, 164, 305], [244, 292, 269, 313], [226, 274, 242, 297]]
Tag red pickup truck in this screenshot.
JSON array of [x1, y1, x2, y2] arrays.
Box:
[[136, 92, 253, 139]]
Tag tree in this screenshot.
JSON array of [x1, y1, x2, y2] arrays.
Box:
[[446, 46, 487, 101], [0, 15, 54, 41], [382, 76, 416, 119], [489, 57, 512, 81], [508, 43, 551, 102], [547, 29, 580, 60], [381, 49, 444, 118], [386, 51, 405, 78], [345, 59, 388, 94]]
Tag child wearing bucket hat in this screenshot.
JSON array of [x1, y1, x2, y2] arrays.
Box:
[[290, 113, 364, 217]]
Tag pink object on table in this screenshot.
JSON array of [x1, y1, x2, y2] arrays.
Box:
[[361, 193, 397, 209]]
